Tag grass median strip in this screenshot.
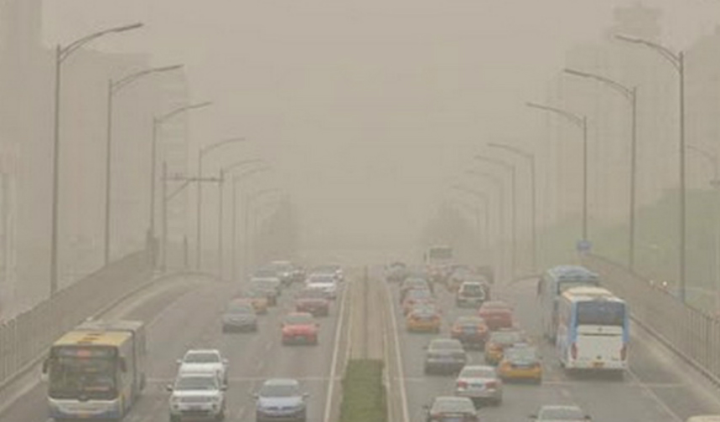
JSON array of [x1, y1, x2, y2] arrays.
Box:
[[339, 359, 387, 422]]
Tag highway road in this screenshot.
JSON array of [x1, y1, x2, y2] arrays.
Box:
[[0, 272, 353, 422], [386, 276, 720, 422]]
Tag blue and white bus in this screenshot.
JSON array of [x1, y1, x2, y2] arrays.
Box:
[[538, 265, 600, 341], [556, 287, 629, 373]]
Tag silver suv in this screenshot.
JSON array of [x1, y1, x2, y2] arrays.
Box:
[[168, 373, 226, 422], [254, 379, 308, 422]]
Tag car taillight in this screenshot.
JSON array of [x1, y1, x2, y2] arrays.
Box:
[[571, 343, 578, 360], [457, 380, 468, 389], [620, 344, 627, 360]]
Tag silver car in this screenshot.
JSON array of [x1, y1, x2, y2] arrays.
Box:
[[455, 365, 503, 406], [254, 378, 309, 422], [167, 373, 226, 422], [530, 405, 591, 421], [424, 339, 467, 375], [222, 300, 258, 333]]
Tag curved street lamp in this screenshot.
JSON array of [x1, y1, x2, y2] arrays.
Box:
[[231, 166, 271, 280], [50, 22, 144, 296]]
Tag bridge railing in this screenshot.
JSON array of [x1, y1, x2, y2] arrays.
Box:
[[0, 248, 154, 389], [583, 254, 720, 384]]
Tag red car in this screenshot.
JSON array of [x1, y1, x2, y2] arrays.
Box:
[[477, 301, 514, 331], [295, 288, 330, 317], [281, 312, 319, 345]]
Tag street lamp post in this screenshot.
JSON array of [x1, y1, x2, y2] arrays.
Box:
[[231, 166, 271, 281], [474, 155, 518, 275], [104, 64, 182, 265], [244, 189, 280, 274], [465, 170, 508, 279], [49, 22, 143, 296], [451, 185, 491, 252], [563, 68, 638, 270], [195, 137, 248, 270], [615, 34, 687, 302], [527, 102, 589, 241], [487, 143, 538, 272], [151, 102, 212, 243]]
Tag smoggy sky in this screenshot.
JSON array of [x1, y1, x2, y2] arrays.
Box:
[[40, 0, 720, 247]]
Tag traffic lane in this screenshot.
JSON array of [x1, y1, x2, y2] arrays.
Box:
[[126, 279, 348, 422], [394, 281, 682, 422], [0, 274, 220, 422], [495, 280, 701, 421]]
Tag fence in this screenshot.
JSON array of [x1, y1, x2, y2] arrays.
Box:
[[583, 254, 720, 384], [0, 248, 154, 388]]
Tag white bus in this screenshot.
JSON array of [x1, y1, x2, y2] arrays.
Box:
[[556, 287, 629, 374], [538, 265, 599, 341]]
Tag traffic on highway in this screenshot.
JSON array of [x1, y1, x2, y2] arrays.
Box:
[[4, 1, 720, 422]]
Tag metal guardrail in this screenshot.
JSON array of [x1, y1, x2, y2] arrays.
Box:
[[0, 249, 154, 387], [582, 254, 720, 385]]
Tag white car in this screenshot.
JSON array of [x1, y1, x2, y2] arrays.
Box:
[[455, 365, 503, 406], [168, 372, 226, 422], [177, 349, 229, 386], [305, 274, 338, 299]]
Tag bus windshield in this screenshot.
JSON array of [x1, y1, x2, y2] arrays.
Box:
[[576, 301, 625, 326], [48, 356, 117, 400]]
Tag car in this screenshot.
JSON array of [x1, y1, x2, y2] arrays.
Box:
[[530, 405, 591, 421], [386, 262, 409, 282], [497, 344, 542, 383], [477, 301, 514, 331], [455, 365, 503, 406], [254, 378, 308, 422], [281, 312, 319, 345], [222, 299, 259, 333], [424, 338, 467, 375], [309, 265, 344, 283], [177, 349, 229, 386], [290, 264, 307, 283], [447, 266, 476, 292], [295, 288, 331, 317], [167, 372, 227, 422], [456, 281, 488, 308], [268, 261, 296, 286], [240, 289, 270, 314], [450, 316, 489, 349], [305, 274, 338, 299], [424, 396, 478, 422], [400, 277, 432, 302], [403, 288, 435, 315], [249, 278, 281, 306], [406, 303, 442, 333], [484, 329, 527, 365]]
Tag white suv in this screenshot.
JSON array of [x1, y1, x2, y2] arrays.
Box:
[[177, 349, 229, 386], [168, 373, 226, 422], [305, 274, 338, 299]]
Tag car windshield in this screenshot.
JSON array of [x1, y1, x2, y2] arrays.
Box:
[[481, 301, 510, 310], [456, 317, 483, 326], [430, 340, 463, 351], [308, 275, 335, 284], [175, 376, 218, 391], [254, 269, 277, 278], [260, 383, 299, 397], [184, 353, 220, 364], [406, 289, 431, 299], [226, 302, 254, 313], [432, 398, 474, 414], [460, 367, 495, 379], [490, 331, 523, 344], [506, 347, 538, 361], [246, 289, 266, 298], [298, 289, 327, 299], [285, 314, 314, 325], [539, 407, 586, 420]]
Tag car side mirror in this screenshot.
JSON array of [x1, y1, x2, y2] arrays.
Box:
[[529, 414, 537, 420], [41, 359, 49, 374], [176, 359, 182, 365], [221, 385, 228, 391], [166, 384, 174, 392], [303, 392, 310, 398], [223, 359, 229, 365], [252, 393, 259, 399]]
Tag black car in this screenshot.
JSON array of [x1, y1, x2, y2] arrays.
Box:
[[424, 339, 467, 375]]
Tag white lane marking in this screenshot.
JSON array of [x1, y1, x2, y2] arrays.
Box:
[[385, 282, 410, 422], [323, 277, 352, 422], [626, 368, 683, 422]]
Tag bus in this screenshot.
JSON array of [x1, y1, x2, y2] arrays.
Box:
[[42, 320, 147, 420], [424, 245, 454, 284], [538, 265, 599, 341], [556, 287, 629, 374]]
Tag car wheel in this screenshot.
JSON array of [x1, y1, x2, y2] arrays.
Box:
[[170, 415, 180, 422], [216, 409, 226, 421]]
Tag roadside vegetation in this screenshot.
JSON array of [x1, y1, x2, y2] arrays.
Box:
[[339, 359, 387, 422]]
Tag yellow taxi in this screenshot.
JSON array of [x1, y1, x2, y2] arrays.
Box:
[[497, 344, 542, 383], [484, 328, 526, 365], [243, 289, 269, 314], [406, 304, 442, 333]]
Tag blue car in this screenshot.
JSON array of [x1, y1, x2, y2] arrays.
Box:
[[255, 379, 308, 422]]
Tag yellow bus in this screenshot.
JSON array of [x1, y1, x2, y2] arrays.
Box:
[[42, 320, 147, 420]]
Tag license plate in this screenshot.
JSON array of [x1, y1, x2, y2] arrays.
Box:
[[471, 383, 485, 389], [593, 361, 604, 368], [444, 417, 463, 422]]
